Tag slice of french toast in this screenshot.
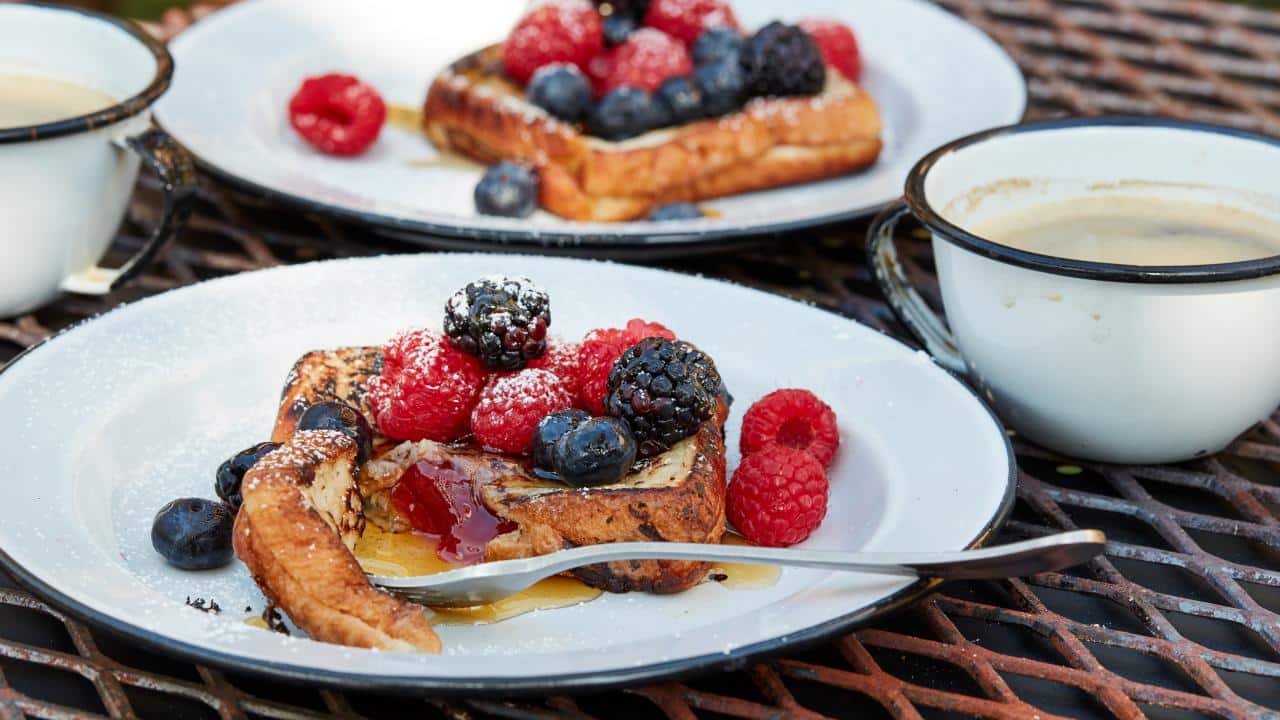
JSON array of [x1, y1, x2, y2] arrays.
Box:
[[423, 45, 883, 221], [233, 429, 441, 652], [275, 346, 727, 594]]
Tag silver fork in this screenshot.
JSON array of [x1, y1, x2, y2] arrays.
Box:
[[370, 529, 1106, 607]]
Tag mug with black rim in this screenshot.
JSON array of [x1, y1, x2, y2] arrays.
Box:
[[868, 117, 1280, 464], [0, 2, 195, 318]]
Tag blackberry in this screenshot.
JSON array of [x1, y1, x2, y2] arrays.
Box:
[[605, 337, 720, 457], [741, 22, 826, 98], [444, 276, 551, 370]]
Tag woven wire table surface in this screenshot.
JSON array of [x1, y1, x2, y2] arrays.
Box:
[[2, 0, 1279, 717]]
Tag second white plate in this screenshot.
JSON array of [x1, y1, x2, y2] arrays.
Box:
[[155, 0, 1026, 248]]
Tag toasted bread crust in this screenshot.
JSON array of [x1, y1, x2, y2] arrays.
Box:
[[480, 422, 727, 594], [423, 46, 883, 221], [234, 430, 441, 653], [273, 347, 385, 445]]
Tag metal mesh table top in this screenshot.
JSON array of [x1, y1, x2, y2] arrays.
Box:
[[1, 1, 1278, 718]]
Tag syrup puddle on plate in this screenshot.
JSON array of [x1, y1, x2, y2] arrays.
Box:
[[711, 533, 783, 589], [387, 103, 479, 171], [353, 524, 602, 625], [353, 525, 782, 625], [387, 104, 423, 134]]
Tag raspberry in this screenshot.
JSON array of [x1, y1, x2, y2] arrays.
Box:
[[799, 18, 861, 83], [740, 388, 840, 467], [595, 28, 692, 95], [643, 0, 739, 45], [471, 369, 575, 454], [576, 327, 630, 414], [574, 318, 672, 413], [727, 445, 828, 547], [527, 339, 582, 397], [287, 74, 387, 156], [368, 330, 487, 442], [623, 317, 676, 343], [502, 0, 605, 85]]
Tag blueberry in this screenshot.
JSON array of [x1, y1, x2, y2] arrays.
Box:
[[656, 76, 702, 125], [693, 59, 746, 117], [215, 441, 281, 510], [151, 498, 235, 570], [587, 87, 663, 141], [532, 408, 591, 474], [475, 162, 538, 217], [692, 26, 744, 67], [297, 400, 374, 464], [602, 13, 636, 45], [647, 203, 704, 221], [552, 416, 638, 487], [527, 64, 593, 123]]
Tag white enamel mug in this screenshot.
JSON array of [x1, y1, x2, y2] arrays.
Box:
[[869, 118, 1280, 464], [0, 3, 195, 318]]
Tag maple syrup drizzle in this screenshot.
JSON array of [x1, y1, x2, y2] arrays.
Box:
[[709, 533, 782, 590], [352, 527, 781, 627], [353, 524, 602, 625], [405, 153, 480, 171], [385, 103, 480, 170], [386, 104, 423, 133]]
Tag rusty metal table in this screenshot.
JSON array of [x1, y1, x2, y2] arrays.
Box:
[[2, 1, 1279, 718]]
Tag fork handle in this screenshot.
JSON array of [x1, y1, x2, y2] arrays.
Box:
[[533, 529, 1106, 581]]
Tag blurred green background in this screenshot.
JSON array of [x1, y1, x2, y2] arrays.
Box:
[[95, 0, 1280, 18]]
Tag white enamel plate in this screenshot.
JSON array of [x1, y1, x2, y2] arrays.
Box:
[[0, 256, 1012, 691], [154, 0, 1026, 249]]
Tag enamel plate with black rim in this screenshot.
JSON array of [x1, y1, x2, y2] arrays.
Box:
[[0, 256, 1012, 691], [153, 0, 1026, 250]]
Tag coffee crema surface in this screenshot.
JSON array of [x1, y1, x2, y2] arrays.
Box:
[[0, 73, 116, 128], [969, 195, 1280, 266]]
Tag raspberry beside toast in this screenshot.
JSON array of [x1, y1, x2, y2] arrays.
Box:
[[423, 46, 882, 221]]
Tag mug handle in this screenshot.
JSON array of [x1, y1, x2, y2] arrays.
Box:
[[866, 200, 968, 375], [60, 129, 197, 295]]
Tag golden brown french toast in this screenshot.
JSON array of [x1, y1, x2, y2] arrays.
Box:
[[233, 429, 441, 652], [423, 45, 882, 221], [276, 346, 727, 594], [365, 423, 726, 594], [273, 347, 384, 446]]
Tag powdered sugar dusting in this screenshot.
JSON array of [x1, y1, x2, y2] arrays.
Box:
[[477, 368, 569, 413], [248, 430, 353, 479]]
